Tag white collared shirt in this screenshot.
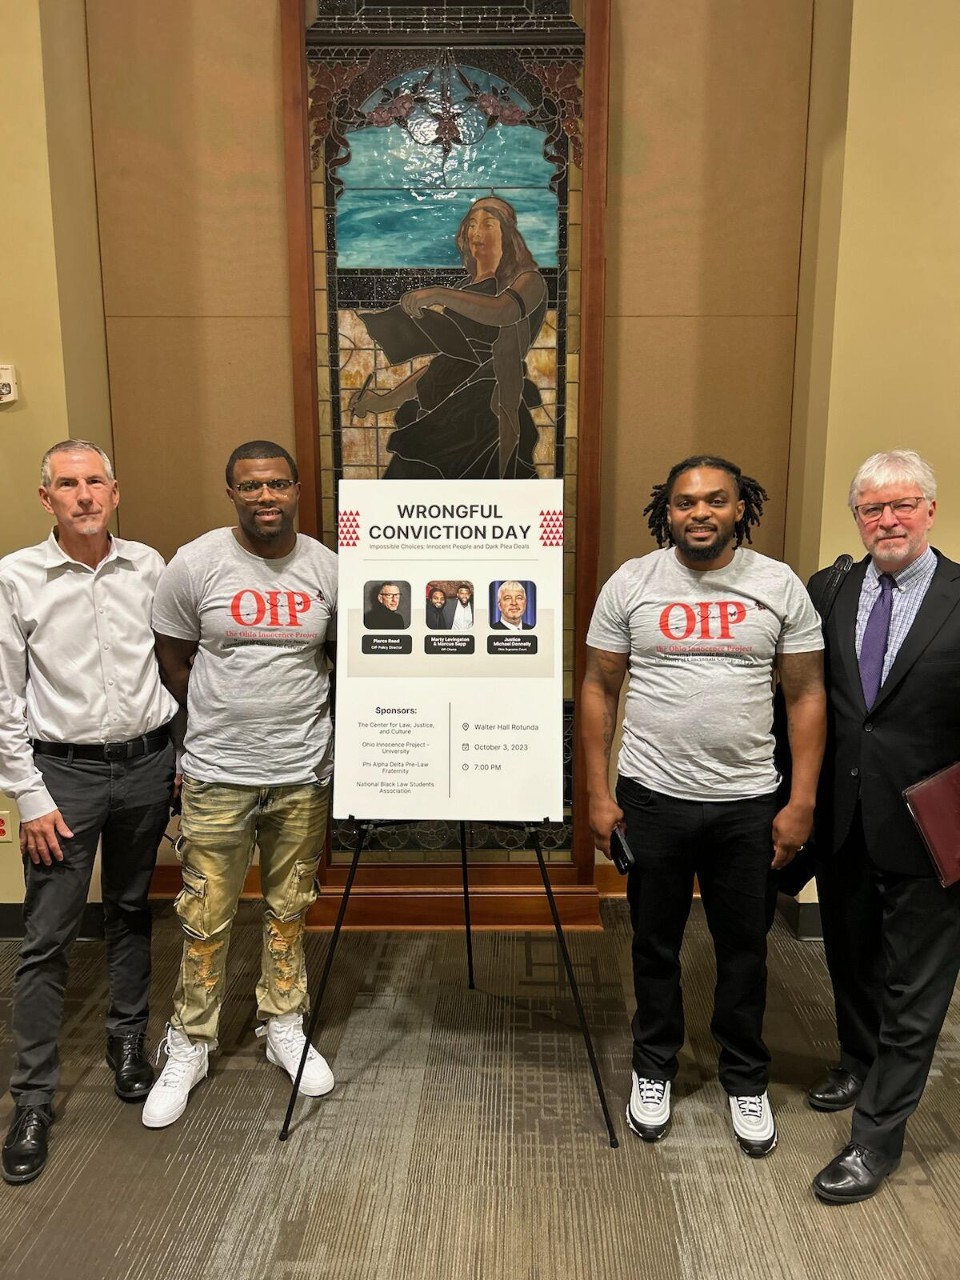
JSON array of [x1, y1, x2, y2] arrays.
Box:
[[451, 600, 473, 630], [0, 532, 178, 820]]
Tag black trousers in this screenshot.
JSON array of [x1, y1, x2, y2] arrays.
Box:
[[10, 745, 175, 1107], [617, 776, 777, 1096], [818, 814, 960, 1160]]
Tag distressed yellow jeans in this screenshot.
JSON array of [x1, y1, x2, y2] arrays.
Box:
[[170, 775, 329, 1044]]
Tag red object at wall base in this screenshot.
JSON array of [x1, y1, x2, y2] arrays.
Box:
[[904, 761, 960, 887]]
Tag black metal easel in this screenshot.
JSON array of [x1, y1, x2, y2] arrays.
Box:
[[278, 818, 618, 1148]]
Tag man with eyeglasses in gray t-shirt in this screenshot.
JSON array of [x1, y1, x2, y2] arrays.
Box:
[[142, 440, 338, 1130]]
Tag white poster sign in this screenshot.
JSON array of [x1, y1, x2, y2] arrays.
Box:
[[333, 479, 564, 822]]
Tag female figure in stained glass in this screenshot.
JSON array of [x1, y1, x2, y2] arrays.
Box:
[[350, 197, 547, 479]]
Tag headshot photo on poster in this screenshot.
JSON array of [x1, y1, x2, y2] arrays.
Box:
[[363, 580, 410, 630]]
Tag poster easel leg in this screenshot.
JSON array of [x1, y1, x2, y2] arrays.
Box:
[[527, 824, 619, 1148], [278, 817, 370, 1141], [459, 820, 475, 989]]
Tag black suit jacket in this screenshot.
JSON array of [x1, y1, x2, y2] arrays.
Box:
[[364, 600, 408, 630], [491, 620, 534, 630], [812, 549, 960, 875]]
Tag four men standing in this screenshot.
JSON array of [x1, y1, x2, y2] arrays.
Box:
[[2, 437, 959, 1202]]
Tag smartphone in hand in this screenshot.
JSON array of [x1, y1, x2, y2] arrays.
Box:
[[609, 826, 635, 875]]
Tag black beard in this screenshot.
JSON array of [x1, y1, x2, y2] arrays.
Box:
[[244, 510, 290, 542], [674, 528, 735, 562]]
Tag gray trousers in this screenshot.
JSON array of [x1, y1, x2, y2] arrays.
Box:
[[10, 744, 175, 1107]]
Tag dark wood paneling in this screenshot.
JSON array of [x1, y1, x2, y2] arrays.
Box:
[[150, 865, 603, 928], [281, 0, 322, 538], [572, 0, 611, 880]]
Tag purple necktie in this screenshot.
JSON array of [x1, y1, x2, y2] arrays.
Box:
[[859, 572, 895, 709]]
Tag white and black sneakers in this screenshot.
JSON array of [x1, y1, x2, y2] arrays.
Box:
[[625, 1073, 671, 1142], [625, 1076, 778, 1157], [729, 1091, 778, 1157]]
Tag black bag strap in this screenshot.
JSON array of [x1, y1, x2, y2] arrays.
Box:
[[810, 553, 854, 625]]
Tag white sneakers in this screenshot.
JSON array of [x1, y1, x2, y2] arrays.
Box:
[[625, 1073, 671, 1142], [729, 1091, 777, 1158], [141, 1013, 334, 1129], [256, 1012, 335, 1097], [141, 1026, 210, 1129]]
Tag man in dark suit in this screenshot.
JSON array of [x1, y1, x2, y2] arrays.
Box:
[[809, 449, 960, 1203], [491, 580, 534, 629]]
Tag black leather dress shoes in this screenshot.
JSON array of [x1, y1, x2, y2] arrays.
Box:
[[813, 1142, 899, 1203], [2, 1104, 54, 1185], [106, 1031, 154, 1101], [807, 1067, 863, 1112]]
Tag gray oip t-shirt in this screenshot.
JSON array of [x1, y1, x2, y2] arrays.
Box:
[[586, 547, 823, 802], [152, 528, 338, 786]]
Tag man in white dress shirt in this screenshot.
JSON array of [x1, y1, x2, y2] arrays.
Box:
[[0, 440, 177, 1184], [447, 582, 475, 631]]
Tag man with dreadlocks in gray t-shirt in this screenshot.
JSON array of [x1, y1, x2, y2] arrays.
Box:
[[582, 455, 826, 1158]]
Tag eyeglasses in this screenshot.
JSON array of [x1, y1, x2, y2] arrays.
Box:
[[233, 479, 296, 497], [379, 592, 401, 600], [854, 497, 926, 523]]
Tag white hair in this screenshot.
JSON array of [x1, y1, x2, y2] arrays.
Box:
[[497, 579, 526, 602], [41, 439, 115, 488], [848, 450, 937, 510]]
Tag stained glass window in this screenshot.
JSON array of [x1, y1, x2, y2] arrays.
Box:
[[307, 2, 586, 859]]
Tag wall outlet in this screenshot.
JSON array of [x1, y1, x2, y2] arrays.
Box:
[[0, 365, 18, 405], [0, 811, 12, 842]]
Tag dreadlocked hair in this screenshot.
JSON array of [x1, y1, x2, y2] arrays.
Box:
[[642, 455, 768, 549]]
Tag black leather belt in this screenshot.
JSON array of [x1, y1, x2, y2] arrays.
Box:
[[31, 726, 172, 763]]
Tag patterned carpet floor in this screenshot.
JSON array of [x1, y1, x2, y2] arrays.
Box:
[[1, 900, 959, 1280]]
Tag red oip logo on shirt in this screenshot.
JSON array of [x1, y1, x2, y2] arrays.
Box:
[[229, 590, 313, 628], [658, 600, 747, 641]]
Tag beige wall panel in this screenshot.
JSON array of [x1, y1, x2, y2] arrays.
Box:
[[598, 315, 797, 580], [784, 0, 852, 582], [106, 317, 295, 560], [86, 0, 289, 319], [39, 0, 112, 443], [0, 1, 68, 560], [816, 0, 960, 568], [606, 0, 813, 318], [1, 0, 111, 893]]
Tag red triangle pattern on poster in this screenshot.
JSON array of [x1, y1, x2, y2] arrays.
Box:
[[338, 510, 360, 548], [538, 509, 564, 547]]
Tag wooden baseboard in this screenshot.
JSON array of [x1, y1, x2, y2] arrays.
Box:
[[150, 865, 603, 929], [594, 863, 627, 897]]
